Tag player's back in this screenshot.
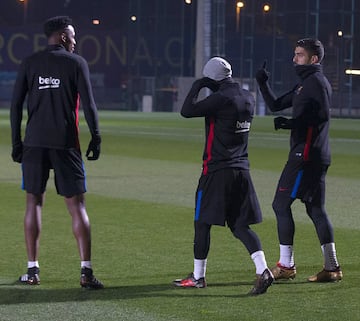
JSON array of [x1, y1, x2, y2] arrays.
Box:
[[23, 44, 84, 149]]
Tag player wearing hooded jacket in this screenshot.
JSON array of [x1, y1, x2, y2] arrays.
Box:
[[256, 38, 342, 282], [10, 16, 103, 289], [173, 57, 274, 295]]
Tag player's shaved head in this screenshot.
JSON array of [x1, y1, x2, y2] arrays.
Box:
[[44, 16, 73, 38]]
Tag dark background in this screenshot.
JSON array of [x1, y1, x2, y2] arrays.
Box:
[[0, 0, 359, 114]]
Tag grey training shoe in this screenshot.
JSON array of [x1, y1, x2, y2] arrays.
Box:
[[249, 268, 274, 295]]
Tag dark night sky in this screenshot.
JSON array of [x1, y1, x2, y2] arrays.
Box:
[[0, 0, 357, 30], [0, 1, 184, 29], [1, 1, 358, 42], [0, 0, 359, 89]]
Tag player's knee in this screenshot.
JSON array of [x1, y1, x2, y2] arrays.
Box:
[[306, 205, 327, 222], [272, 197, 290, 218], [231, 225, 245, 236], [230, 224, 250, 241]]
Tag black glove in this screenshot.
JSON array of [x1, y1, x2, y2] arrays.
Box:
[[12, 141, 23, 163], [274, 116, 294, 130], [255, 61, 270, 85], [201, 77, 220, 92], [86, 134, 101, 160], [192, 77, 219, 92]]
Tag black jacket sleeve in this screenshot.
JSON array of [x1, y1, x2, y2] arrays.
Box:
[[10, 59, 28, 146], [77, 57, 100, 138], [258, 81, 295, 112], [181, 78, 221, 118]]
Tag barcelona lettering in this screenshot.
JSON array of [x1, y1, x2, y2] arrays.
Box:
[[0, 27, 194, 87]]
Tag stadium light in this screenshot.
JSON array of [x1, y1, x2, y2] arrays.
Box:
[[236, 2, 244, 32], [19, 0, 28, 25], [263, 4, 271, 13], [237, 1, 244, 8], [184, 0, 192, 4], [345, 69, 360, 75]]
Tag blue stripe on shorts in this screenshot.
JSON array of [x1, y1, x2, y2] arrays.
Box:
[[21, 163, 25, 190], [82, 161, 87, 192], [291, 169, 303, 199], [195, 190, 203, 221]]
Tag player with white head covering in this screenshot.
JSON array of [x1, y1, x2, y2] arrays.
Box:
[[203, 56, 232, 81], [173, 57, 274, 295]]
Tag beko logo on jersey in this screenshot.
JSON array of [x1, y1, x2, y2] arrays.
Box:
[[38, 76, 61, 90], [235, 120, 251, 133]]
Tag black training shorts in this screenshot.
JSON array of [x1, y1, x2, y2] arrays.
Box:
[[21, 146, 86, 197], [274, 159, 328, 204], [194, 168, 262, 228]]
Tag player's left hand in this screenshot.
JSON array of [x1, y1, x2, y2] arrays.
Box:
[[274, 116, 293, 130], [86, 135, 101, 160], [11, 141, 23, 163], [201, 77, 220, 92], [192, 77, 219, 92]]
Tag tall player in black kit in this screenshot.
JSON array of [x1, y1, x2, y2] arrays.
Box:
[[256, 38, 342, 282], [173, 57, 274, 295], [10, 16, 103, 289]]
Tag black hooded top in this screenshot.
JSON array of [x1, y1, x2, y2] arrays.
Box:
[[258, 64, 332, 165]]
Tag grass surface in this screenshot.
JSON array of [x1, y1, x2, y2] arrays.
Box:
[[0, 110, 359, 321]]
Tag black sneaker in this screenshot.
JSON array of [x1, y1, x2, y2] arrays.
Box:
[[80, 267, 104, 289], [173, 272, 206, 288], [19, 267, 40, 285], [249, 268, 274, 295]]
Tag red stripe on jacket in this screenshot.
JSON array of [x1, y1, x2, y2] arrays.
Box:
[[75, 94, 80, 149], [303, 126, 313, 161], [202, 118, 215, 175]]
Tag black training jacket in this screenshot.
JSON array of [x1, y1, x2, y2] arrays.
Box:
[[10, 44, 100, 150], [259, 64, 331, 165], [181, 78, 255, 174]]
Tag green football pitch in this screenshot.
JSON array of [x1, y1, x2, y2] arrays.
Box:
[[0, 110, 359, 321]]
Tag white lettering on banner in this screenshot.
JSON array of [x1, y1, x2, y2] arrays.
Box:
[[235, 120, 251, 133], [38, 76, 61, 89]]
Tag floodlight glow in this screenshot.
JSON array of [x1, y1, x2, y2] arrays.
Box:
[[237, 2, 244, 8], [345, 69, 360, 75]]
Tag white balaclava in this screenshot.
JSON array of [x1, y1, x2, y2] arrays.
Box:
[[203, 57, 232, 81]]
